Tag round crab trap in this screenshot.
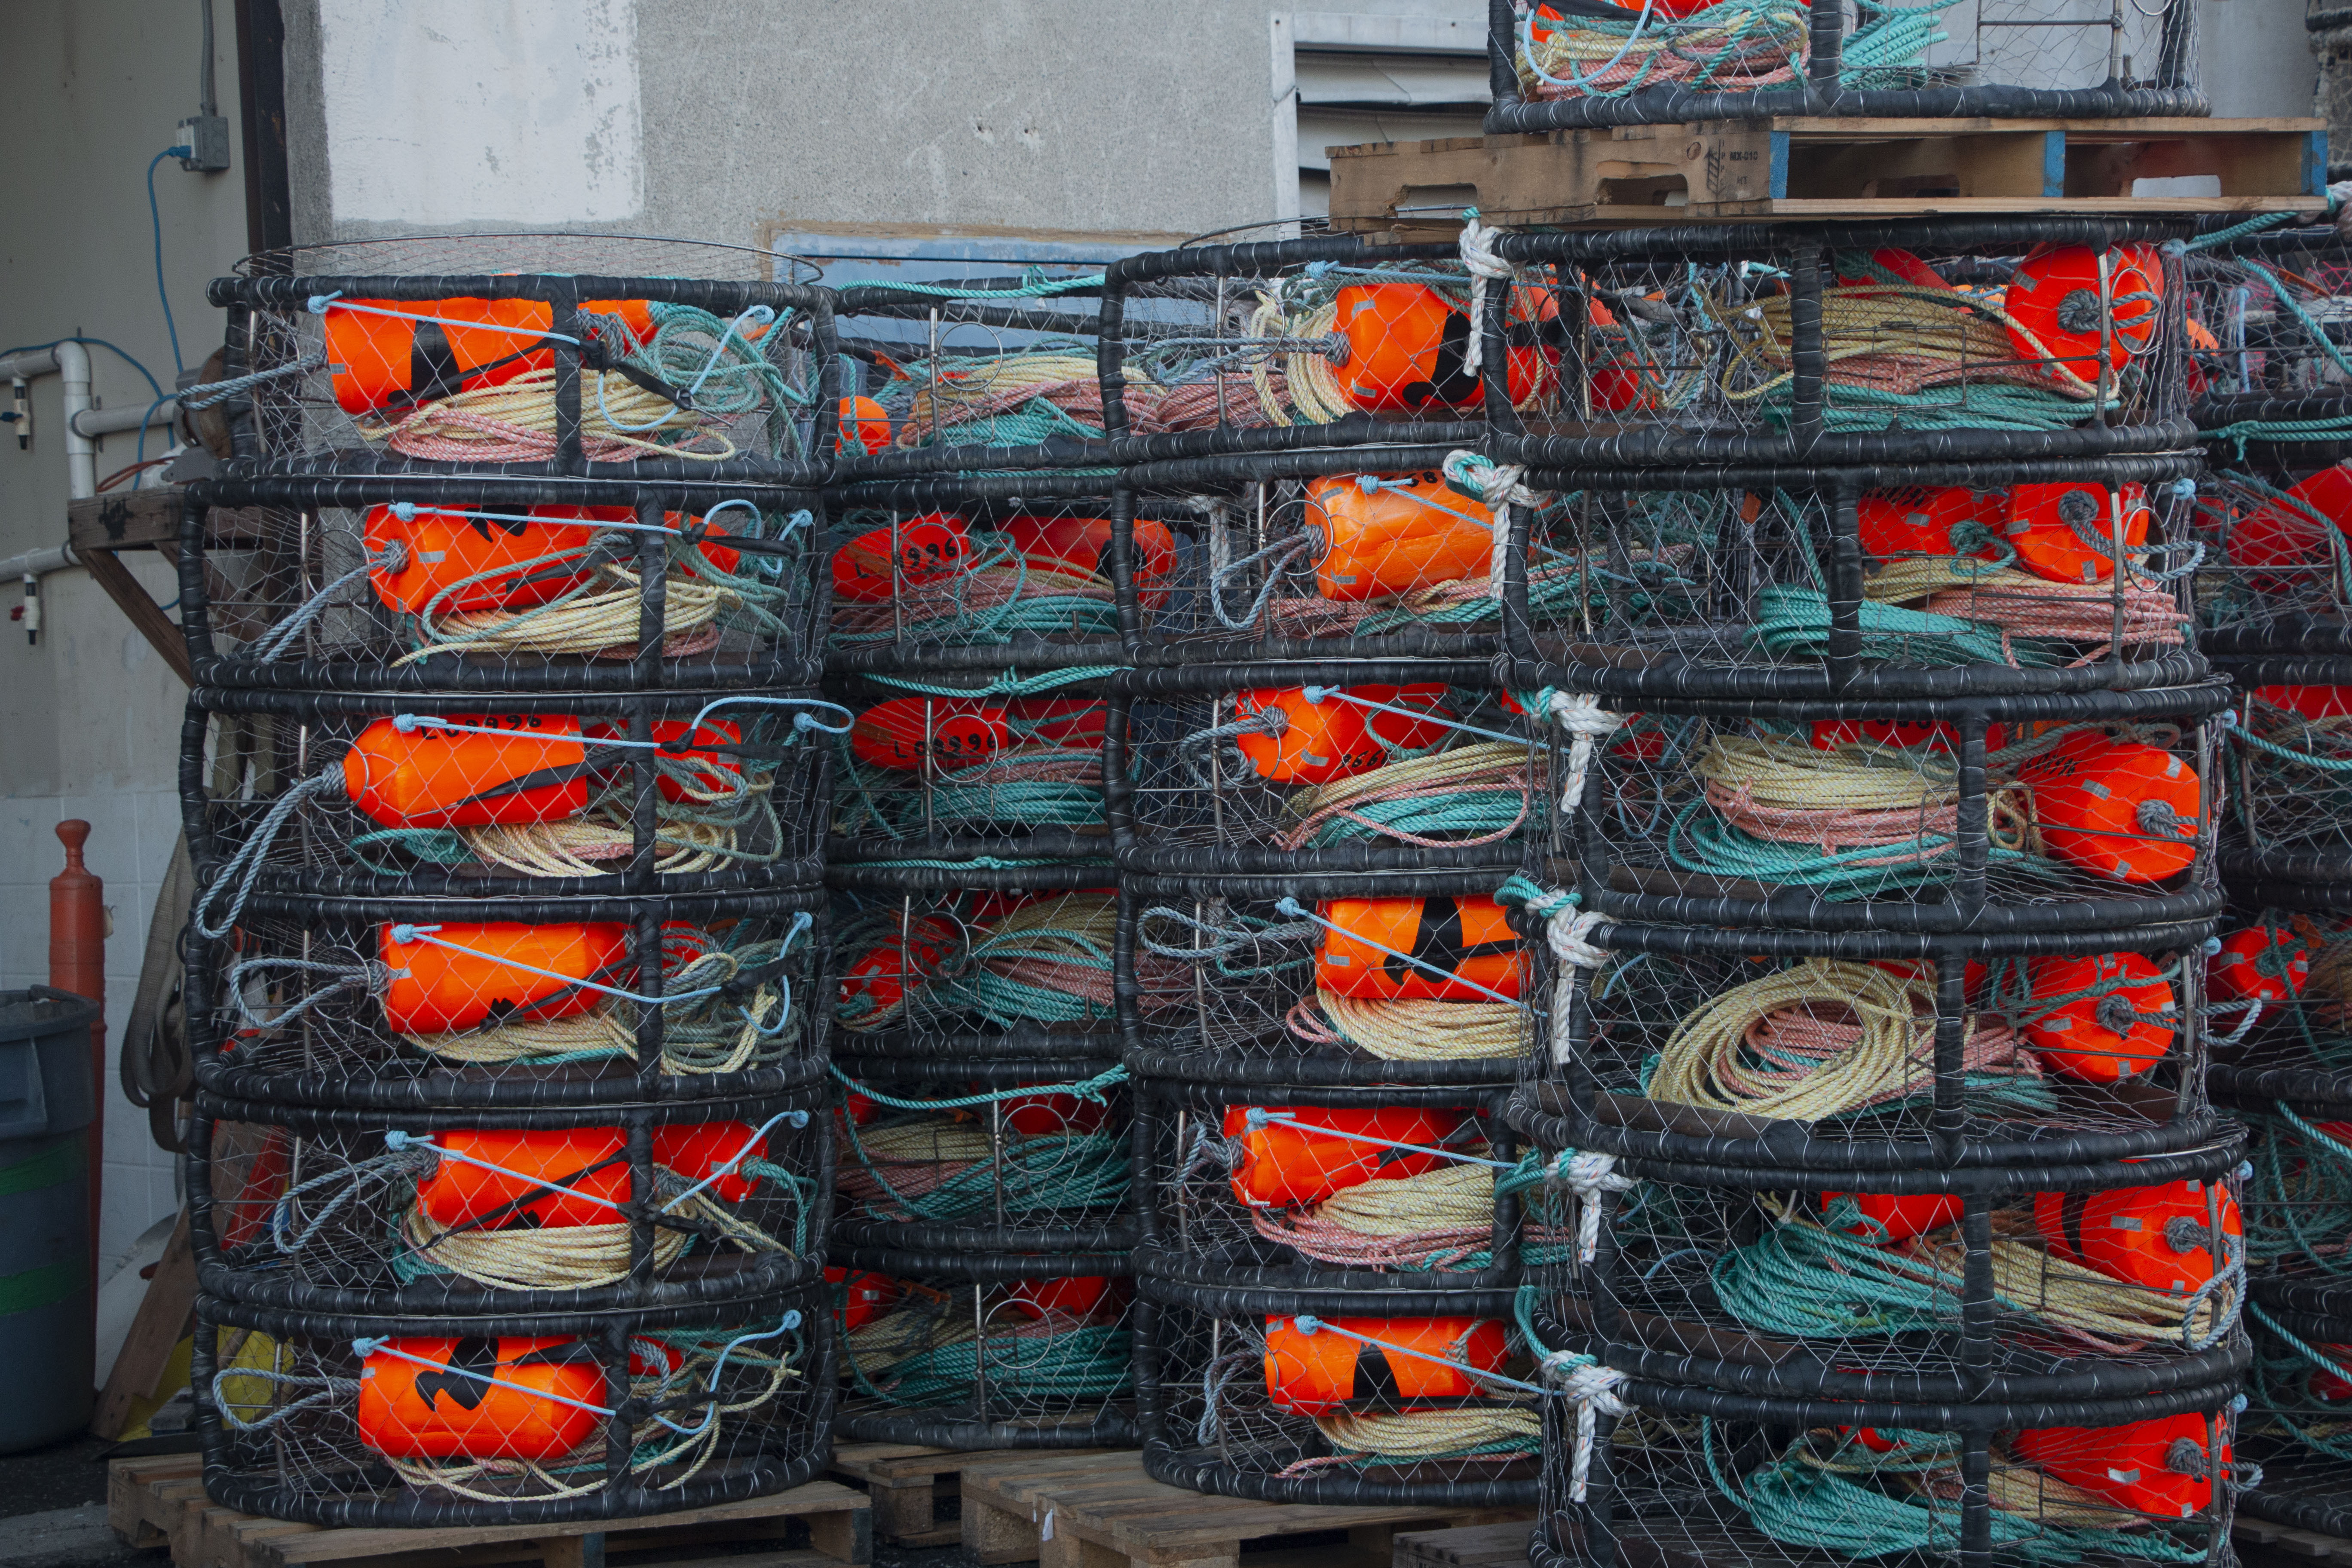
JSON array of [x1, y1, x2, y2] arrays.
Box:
[[178, 480, 828, 695], [822, 475, 1137, 673], [1110, 663, 1539, 878], [1478, 220, 2197, 470], [1133, 1280, 1543, 1506], [829, 272, 1117, 480], [1094, 233, 1558, 465], [1120, 870, 1540, 1092], [2182, 218, 2352, 459], [1510, 871, 2226, 1172], [184, 890, 832, 1111], [1134, 1081, 1563, 1295], [1518, 1377, 2244, 1568], [187, 1090, 828, 1317], [2199, 659, 2352, 889], [183, 687, 836, 903], [1532, 685, 2226, 935], [1500, 455, 2207, 703], [1509, 1129, 2249, 1408], [827, 874, 1123, 1061], [830, 1055, 1135, 1254], [1483, 0, 2202, 131], [2239, 1279, 2352, 1534], [192, 1288, 831, 1525], [1109, 450, 1525, 666], [828, 666, 1121, 864], [2205, 911, 2352, 1118], [828, 1247, 1137, 1449], [210, 236, 840, 484], [2190, 474, 2352, 664]]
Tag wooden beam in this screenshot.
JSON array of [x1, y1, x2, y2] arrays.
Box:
[[91, 1207, 196, 1439], [79, 547, 193, 687]]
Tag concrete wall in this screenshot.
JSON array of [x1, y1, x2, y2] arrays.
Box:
[[0, 3, 252, 1278]]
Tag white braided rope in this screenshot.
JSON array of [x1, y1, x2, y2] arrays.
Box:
[[1551, 1148, 1635, 1263], [1457, 214, 1513, 379], [1543, 1354, 1632, 1502], [1546, 692, 1624, 824], [1441, 449, 1537, 599], [1546, 906, 1611, 1066]]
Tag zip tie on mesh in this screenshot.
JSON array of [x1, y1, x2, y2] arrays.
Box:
[[1273, 896, 1529, 1011], [1291, 1315, 1546, 1396], [1456, 212, 1512, 380], [1299, 685, 1527, 748], [388, 923, 726, 1006], [1546, 1149, 1636, 1262], [1136, 906, 1316, 960], [1240, 1107, 1513, 1170], [306, 291, 579, 346], [177, 352, 328, 408], [192, 762, 346, 939], [246, 545, 404, 661], [830, 1062, 1130, 1114], [224, 955, 384, 1035], [1539, 1352, 1634, 1502]]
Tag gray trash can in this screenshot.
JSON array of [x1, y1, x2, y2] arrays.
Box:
[[0, 986, 100, 1452]]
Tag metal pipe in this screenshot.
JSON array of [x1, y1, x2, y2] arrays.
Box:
[[70, 400, 178, 440]]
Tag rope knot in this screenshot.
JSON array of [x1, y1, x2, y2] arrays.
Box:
[[1548, 1149, 1634, 1263], [1441, 449, 1536, 511], [1456, 212, 1510, 382], [1541, 1352, 1632, 1502], [1547, 908, 1611, 971], [1546, 692, 1622, 739]]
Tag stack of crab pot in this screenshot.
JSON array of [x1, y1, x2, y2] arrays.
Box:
[[1478, 214, 2254, 1568], [1102, 231, 1570, 1508], [2185, 213, 2352, 1534], [175, 236, 845, 1524], [819, 268, 1145, 1450]]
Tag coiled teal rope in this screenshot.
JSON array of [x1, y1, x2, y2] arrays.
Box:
[[845, 1320, 1132, 1407]]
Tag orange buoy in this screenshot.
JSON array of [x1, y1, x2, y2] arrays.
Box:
[[2020, 952, 2175, 1082], [380, 921, 628, 1034], [645, 718, 744, 802], [1223, 1105, 1471, 1208], [2310, 1345, 2352, 1402], [649, 1120, 765, 1204], [1819, 1191, 1963, 1243], [2011, 1413, 2225, 1520], [2003, 245, 2162, 374], [830, 512, 976, 603], [1264, 1315, 1511, 1417], [1005, 698, 1108, 751], [325, 296, 656, 416], [1314, 896, 1522, 1002], [1836, 248, 1951, 292], [415, 1128, 629, 1228], [343, 714, 593, 829], [2229, 465, 2352, 576], [355, 1334, 671, 1461], [849, 697, 1012, 773], [838, 918, 959, 1019], [2033, 1178, 2240, 1296], [2254, 684, 2352, 721], [830, 1268, 902, 1333], [999, 1086, 1109, 1137], [1306, 473, 1496, 601], [1005, 1275, 1123, 1320], [839, 395, 891, 454], [1331, 284, 1553, 415], [2004, 482, 2150, 585], [363, 504, 626, 616], [2210, 924, 2314, 1007], [999, 512, 1178, 606], [2020, 735, 2200, 883], [1856, 488, 2003, 562], [1232, 684, 1453, 786]]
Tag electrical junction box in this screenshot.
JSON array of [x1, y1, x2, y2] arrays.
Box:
[[176, 114, 231, 173]]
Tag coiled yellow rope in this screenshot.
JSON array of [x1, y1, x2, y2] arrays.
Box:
[[1300, 1407, 1543, 1466], [1721, 285, 2104, 404], [393, 562, 738, 665], [1289, 991, 1527, 1061], [357, 366, 738, 463], [1275, 742, 1544, 852]]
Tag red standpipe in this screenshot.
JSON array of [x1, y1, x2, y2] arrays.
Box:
[[50, 820, 104, 1295]]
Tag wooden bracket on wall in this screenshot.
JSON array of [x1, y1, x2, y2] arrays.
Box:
[[64, 485, 262, 687]]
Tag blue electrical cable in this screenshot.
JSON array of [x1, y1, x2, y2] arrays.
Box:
[[148, 147, 193, 374]]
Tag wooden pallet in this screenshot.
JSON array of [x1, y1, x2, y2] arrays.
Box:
[[959, 1450, 1531, 1568], [826, 1442, 1123, 1548], [107, 1453, 871, 1568], [1328, 117, 2328, 233], [1392, 1520, 1537, 1568]]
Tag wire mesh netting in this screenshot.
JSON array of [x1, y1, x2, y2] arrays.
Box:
[[2239, 1295, 2352, 1533], [1558, 697, 2223, 931], [2185, 224, 2352, 457], [829, 669, 1119, 860], [830, 1253, 1137, 1448], [182, 485, 828, 692], [216, 236, 838, 481], [1510, 463, 2207, 699], [1122, 877, 1542, 1088], [1484, 224, 2196, 469], [2193, 468, 2352, 658], [187, 896, 829, 1109], [1113, 671, 1546, 876], [193, 1292, 830, 1524], [823, 484, 1131, 668], [830, 1057, 1134, 1253], [1136, 1084, 1568, 1292], [1136, 1285, 1544, 1505], [1488, 0, 2200, 129], [185, 691, 833, 903], [190, 1098, 827, 1315], [827, 882, 1128, 1060]]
